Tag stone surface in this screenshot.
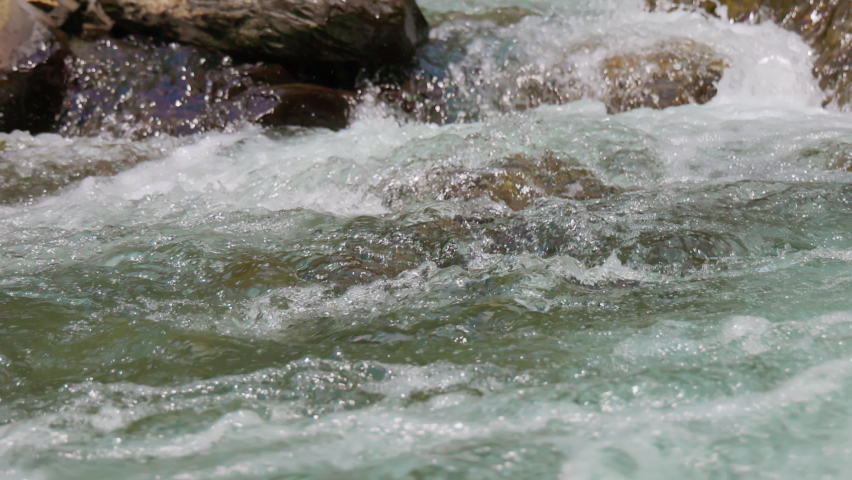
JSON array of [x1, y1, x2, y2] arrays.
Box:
[[258, 84, 353, 131], [385, 152, 621, 211], [439, 153, 620, 210], [647, 0, 852, 108], [378, 26, 726, 123], [1, 0, 49, 70], [59, 36, 353, 138], [0, 38, 69, 134], [99, 0, 429, 69], [600, 39, 726, 114], [219, 218, 473, 295], [0, 0, 70, 134]]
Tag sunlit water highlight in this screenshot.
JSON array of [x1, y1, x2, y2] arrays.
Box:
[[2, 0, 852, 478]]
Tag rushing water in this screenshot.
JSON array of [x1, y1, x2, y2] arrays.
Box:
[[3, 0, 852, 478]]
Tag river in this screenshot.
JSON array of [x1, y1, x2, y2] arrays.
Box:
[[2, 0, 852, 478]]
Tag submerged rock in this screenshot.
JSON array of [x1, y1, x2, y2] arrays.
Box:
[[0, 0, 71, 134], [796, 140, 852, 171], [439, 153, 621, 211], [648, 0, 852, 108], [618, 230, 749, 274], [385, 152, 620, 211], [600, 39, 726, 114], [220, 218, 472, 295], [99, 0, 429, 71]]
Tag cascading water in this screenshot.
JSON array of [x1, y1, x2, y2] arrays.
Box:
[[2, 0, 852, 478]]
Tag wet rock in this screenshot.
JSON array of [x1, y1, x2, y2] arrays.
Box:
[[1, 0, 48, 70], [441, 153, 620, 211], [427, 6, 539, 28], [618, 230, 749, 274], [220, 218, 473, 294], [600, 39, 726, 114], [648, 0, 852, 109], [0, 40, 69, 134], [378, 27, 725, 123], [809, 2, 852, 107], [59, 36, 351, 138], [99, 0, 429, 71], [386, 152, 621, 211], [26, 0, 86, 31], [0, 0, 71, 134], [797, 140, 852, 171], [375, 25, 584, 124], [258, 84, 353, 131], [47, 0, 116, 39]]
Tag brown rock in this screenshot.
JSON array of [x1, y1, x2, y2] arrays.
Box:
[[600, 39, 726, 114], [99, 0, 429, 68], [432, 153, 620, 211]]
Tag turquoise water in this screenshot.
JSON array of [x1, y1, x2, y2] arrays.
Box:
[[3, 1, 852, 478]]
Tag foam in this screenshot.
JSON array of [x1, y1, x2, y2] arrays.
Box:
[[2, 0, 852, 477]]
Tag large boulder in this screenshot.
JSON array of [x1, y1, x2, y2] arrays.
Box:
[[99, 0, 429, 70]]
